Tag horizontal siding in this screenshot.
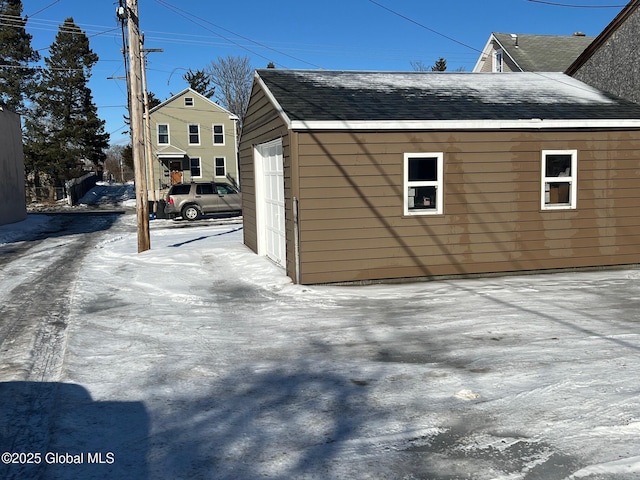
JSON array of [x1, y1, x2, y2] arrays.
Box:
[[296, 129, 640, 284], [240, 84, 289, 257]]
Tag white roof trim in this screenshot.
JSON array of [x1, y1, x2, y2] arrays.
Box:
[[289, 119, 640, 131], [255, 72, 292, 129]]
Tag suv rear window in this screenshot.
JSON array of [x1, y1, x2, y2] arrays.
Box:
[[169, 185, 191, 195]]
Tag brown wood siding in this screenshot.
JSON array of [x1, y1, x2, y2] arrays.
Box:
[[239, 82, 297, 280], [295, 130, 640, 284]]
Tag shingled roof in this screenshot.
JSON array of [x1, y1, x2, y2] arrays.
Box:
[[255, 69, 640, 129], [490, 33, 595, 72]]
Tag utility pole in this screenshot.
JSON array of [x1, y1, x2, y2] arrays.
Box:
[[140, 39, 163, 218], [124, 0, 150, 252]]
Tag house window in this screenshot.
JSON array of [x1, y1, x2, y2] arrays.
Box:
[[213, 124, 224, 145], [157, 124, 169, 145], [541, 150, 577, 210], [215, 157, 226, 177], [493, 49, 503, 72], [188, 124, 200, 145], [184, 97, 194, 107], [190, 157, 201, 178], [404, 153, 444, 215]]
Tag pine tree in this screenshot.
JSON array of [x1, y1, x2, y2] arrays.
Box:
[[432, 57, 447, 72], [0, 0, 40, 113], [24, 17, 109, 187], [183, 68, 215, 98]]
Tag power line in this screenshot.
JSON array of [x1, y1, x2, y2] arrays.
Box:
[[366, 0, 483, 54], [27, 0, 62, 18], [527, 0, 625, 7], [154, 0, 323, 69]]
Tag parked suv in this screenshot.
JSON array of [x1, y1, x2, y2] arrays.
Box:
[[165, 182, 242, 220]]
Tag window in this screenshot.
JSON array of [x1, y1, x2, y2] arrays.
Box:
[[215, 183, 237, 194], [213, 124, 224, 145], [404, 153, 443, 215], [196, 183, 215, 195], [190, 157, 201, 178], [215, 157, 226, 177], [493, 49, 503, 72], [188, 124, 200, 145], [184, 97, 194, 107], [157, 124, 169, 145], [541, 150, 577, 210]]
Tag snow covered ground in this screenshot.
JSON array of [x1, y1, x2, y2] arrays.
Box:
[[2, 187, 640, 479]]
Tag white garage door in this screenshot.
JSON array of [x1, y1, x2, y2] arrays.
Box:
[[255, 139, 286, 267]]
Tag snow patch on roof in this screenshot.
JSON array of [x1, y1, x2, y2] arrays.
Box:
[[292, 71, 616, 105]]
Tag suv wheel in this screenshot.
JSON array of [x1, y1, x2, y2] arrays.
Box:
[[182, 205, 201, 221]]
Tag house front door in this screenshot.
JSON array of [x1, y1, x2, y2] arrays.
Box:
[[170, 160, 183, 184]]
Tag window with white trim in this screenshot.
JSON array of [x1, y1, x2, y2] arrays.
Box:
[[157, 124, 169, 145], [184, 97, 194, 107], [541, 150, 577, 210], [215, 157, 226, 177], [213, 124, 225, 145], [493, 49, 503, 72], [188, 124, 200, 145], [404, 153, 443, 215], [190, 157, 201, 178]]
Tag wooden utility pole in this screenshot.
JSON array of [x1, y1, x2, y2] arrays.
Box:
[[125, 0, 150, 252], [140, 41, 163, 217]]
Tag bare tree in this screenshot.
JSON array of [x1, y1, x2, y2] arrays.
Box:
[[206, 55, 253, 133]]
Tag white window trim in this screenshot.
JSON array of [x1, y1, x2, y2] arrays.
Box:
[[188, 124, 201, 146], [214, 156, 226, 177], [404, 152, 444, 216], [541, 149, 578, 210], [190, 157, 202, 178], [493, 49, 503, 72], [157, 124, 170, 145], [213, 124, 225, 146], [184, 97, 194, 107]]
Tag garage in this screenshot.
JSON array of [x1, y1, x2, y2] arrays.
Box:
[[254, 139, 286, 267]]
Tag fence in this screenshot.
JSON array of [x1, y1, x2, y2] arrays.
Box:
[[65, 172, 98, 206]]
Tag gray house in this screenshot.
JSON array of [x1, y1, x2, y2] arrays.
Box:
[[566, 0, 640, 104], [474, 32, 594, 73], [0, 107, 26, 226]]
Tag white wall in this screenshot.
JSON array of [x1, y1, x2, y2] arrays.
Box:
[[0, 108, 26, 226]]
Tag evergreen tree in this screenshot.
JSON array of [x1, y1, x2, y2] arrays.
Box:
[[24, 17, 109, 187], [432, 57, 447, 72], [0, 0, 40, 113], [182, 68, 215, 98]]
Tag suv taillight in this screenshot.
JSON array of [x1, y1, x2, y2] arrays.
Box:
[[167, 197, 174, 205]]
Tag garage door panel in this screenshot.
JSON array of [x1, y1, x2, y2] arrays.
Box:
[[256, 140, 286, 267]]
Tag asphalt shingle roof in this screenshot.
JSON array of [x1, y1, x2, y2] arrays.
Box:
[[492, 33, 595, 72], [257, 69, 640, 123]]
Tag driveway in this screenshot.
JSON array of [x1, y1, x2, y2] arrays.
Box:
[[1, 198, 639, 479]]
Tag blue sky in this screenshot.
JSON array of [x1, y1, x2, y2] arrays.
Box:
[[25, 0, 628, 145]]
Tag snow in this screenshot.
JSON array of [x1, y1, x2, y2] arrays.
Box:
[[2, 188, 640, 478], [296, 71, 617, 105]]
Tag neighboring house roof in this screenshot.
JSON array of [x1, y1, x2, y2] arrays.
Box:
[[255, 69, 640, 131], [149, 87, 238, 118], [474, 33, 595, 72], [566, 0, 640, 75]]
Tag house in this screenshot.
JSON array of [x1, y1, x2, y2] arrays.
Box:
[[473, 32, 594, 73], [0, 107, 26, 226], [148, 88, 239, 198], [566, 0, 640, 104], [239, 69, 640, 285]]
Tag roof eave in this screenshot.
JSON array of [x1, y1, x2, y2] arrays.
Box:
[[255, 72, 293, 129], [289, 119, 640, 131]]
